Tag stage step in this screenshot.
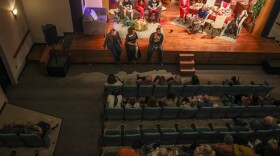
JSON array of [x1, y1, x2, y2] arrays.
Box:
[[180, 68, 196, 75], [178, 53, 196, 75], [179, 53, 194, 61]]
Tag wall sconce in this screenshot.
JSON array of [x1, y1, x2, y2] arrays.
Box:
[[12, 8, 18, 16]]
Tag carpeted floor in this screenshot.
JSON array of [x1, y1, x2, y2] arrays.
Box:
[[4, 62, 280, 156]]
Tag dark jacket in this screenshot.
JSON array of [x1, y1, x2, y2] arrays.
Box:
[[103, 32, 122, 49], [149, 32, 164, 47]]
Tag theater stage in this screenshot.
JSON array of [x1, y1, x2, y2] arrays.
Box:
[[56, 1, 280, 65]]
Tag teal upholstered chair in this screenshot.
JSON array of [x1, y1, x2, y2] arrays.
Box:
[[0, 133, 24, 147]]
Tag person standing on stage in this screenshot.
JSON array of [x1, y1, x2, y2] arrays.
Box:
[[147, 27, 164, 66], [178, 0, 190, 23], [103, 29, 123, 64]]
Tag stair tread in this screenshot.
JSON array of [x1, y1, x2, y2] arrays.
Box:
[[180, 60, 195, 64], [179, 53, 194, 57]]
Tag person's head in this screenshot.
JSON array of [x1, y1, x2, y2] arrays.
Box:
[[158, 76, 167, 85], [167, 92, 176, 100], [201, 4, 207, 11], [125, 0, 129, 2], [110, 28, 117, 35], [131, 140, 143, 151], [262, 116, 276, 126], [129, 97, 136, 105], [138, 0, 144, 2], [224, 134, 234, 145], [203, 94, 210, 103], [107, 74, 117, 84], [157, 148, 170, 156], [201, 144, 215, 156], [156, 27, 161, 35], [231, 76, 239, 83], [153, 0, 157, 2], [128, 26, 135, 35], [147, 96, 157, 107], [267, 139, 279, 152], [191, 75, 200, 85], [174, 74, 182, 83], [145, 75, 153, 82]]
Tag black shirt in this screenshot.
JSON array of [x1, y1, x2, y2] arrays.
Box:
[[148, 1, 160, 9], [123, 1, 132, 9]]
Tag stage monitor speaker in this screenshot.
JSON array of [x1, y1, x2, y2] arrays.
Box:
[[41, 24, 58, 46]]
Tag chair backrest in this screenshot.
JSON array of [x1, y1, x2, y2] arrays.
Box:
[[210, 106, 230, 118], [239, 105, 261, 118], [213, 15, 227, 29], [237, 10, 248, 35], [103, 130, 122, 146], [122, 84, 138, 97], [212, 85, 229, 96], [142, 107, 162, 120], [178, 107, 198, 119], [220, 1, 231, 9], [196, 85, 214, 96], [142, 128, 161, 144], [182, 85, 199, 97], [19, 133, 44, 147], [0, 133, 24, 147], [105, 108, 124, 120], [153, 85, 169, 97], [195, 107, 213, 118], [177, 131, 198, 144], [105, 85, 122, 96], [160, 107, 180, 119], [124, 107, 143, 120], [206, 0, 216, 7], [138, 85, 154, 97], [202, 10, 213, 25], [169, 85, 184, 97], [160, 128, 180, 145], [123, 129, 141, 146]]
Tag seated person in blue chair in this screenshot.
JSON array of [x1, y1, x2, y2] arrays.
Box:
[[186, 4, 208, 34], [197, 94, 213, 108]]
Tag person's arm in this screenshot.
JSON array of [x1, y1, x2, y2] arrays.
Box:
[[103, 34, 108, 48], [149, 33, 154, 45], [158, 34, 164, 47], [147, 2, 152, 10], [187, 0, 190, 8], [117, 32, 122, 45], [157, 1, 162, 8]]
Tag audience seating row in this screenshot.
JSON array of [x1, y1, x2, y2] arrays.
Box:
[[102, 124, 280, 147], [0, 132, 50, 147], [104, 84, 274, 97], [105, 105, 280, 121]]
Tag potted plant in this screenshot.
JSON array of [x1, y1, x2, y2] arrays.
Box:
[[248, 0, 265, 32]]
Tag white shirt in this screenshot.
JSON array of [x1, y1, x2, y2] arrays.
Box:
[[107, 95, 122, 108]]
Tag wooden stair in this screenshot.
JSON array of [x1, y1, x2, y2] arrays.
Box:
[[178, 53, 195, 75]]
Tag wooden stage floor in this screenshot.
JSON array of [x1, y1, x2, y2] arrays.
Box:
[[67, 1, 280, 64]]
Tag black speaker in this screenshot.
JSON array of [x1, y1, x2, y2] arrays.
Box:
[[41, 24, 58, 46]]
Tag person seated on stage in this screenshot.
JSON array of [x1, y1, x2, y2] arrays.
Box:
[[105, 74, 123, 86], [147, 0, 162, 22], [178, 0, 190, 23], [137, 74, 153, 85], [122, 0, 134, 20], [186, 4, 208, 34], [136, 0, 146, 19], [224, 9, 247, 36], [107, 89, 123, 108]]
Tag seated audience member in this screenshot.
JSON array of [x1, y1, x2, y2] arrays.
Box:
[[186, 4, 208, 34], [154, 76, 167, 85], [105, 74, 123, 86], [124, 77, 136, 85], [145, 96, 159, 107], [137, 75, 153, 85], [264, 138, 280, 156], [147, 0, 162, 22], [1, 123, 25, 134], [197, 94, 213, 108], [125, 97, 141, 108], [180, 96, 197, 108], [107, 89, 123, 108], [214, 134, 234, 156], [233, 144, 259, 156], [118, 140, 143, 156], [150, 147, 173, 156], [194, 144, 216, 156], [25, 121, 59, 136], [185, 74, 200, 85], [167, 74, 182, 85], [234, 116, 279, 131], [160, 92, 178, 107], [223, 76, 240, 86]]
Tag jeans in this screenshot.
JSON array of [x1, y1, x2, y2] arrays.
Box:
[[110, 43, 122, 62], [147, 44, 163, 64]]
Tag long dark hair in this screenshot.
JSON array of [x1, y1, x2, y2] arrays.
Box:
[[107, 74, 117, 84]]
